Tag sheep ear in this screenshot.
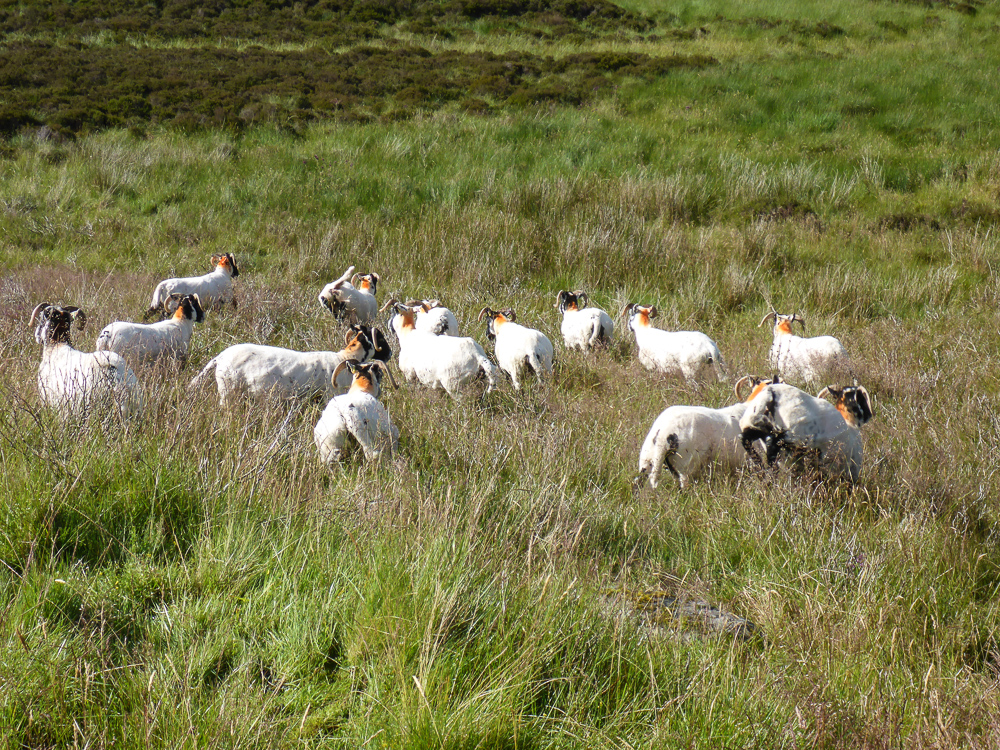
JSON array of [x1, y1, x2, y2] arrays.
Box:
[[68, 307, 87, 330]]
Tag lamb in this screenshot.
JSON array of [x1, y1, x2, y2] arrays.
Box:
[[554, 290, 614, 350], [318, 265, 380, 325], [32, 303, 144, 421], [759, 311, 850, 386], [637, 375, 775, 489], [738, 382, 874, 483], [622, 303, 726, 384], [146, 253, 239, 318], [387, 302, 497, 397], [96, 293, 204, 367], [314, 360, 400, 463], [478, 307, 554, 390], [189, 325, 390, 406]]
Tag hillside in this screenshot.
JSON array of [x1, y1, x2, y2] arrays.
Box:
[[2, 0, 999, 747]]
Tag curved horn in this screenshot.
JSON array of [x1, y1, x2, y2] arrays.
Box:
[[477, 307, 494, 323], [621, 302, 635, 319], [332, 359, 355, 386], [502, 308, 516, 322], [647, 305, 658, 319], [370, 360, 399, 388], [30, 302, 51, 326], [791, 314, 806, 331], [351, 272, 360, 286], [576, 291, 589, 309], [371, 327, 386, 351], [758, 311, 777, 327], [554, 290, 566, 309], [817, 386, 833, 400], [734, 375, 753, 401], [378, 297, 399, 313], [370, 272, 380, 283], [425, 298, 441, 308]]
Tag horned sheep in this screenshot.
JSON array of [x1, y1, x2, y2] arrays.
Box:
[[188, 325, 390, 406], [554, 290, 614, 350], [637, 376, 775, 489], [478, 307, 554, 390], [738, 382, 873, 483], [386, 301, 498, 397], [759, 311, 850, 386], [32, 303, 144, 421], [318, 265, 380, 325], [622, 303, 726, 384], [314, 360, 400, 463], [147, 253, 239, 318], [97, 293, 205, 367]]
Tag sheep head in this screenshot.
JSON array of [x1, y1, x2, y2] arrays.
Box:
[[818, 384, 873, 428]]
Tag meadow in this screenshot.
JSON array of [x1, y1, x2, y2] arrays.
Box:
[[1, 0, 1000, 747]]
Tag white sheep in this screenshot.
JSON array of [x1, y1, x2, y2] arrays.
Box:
[[637, 375, 775, 489], [738, 382, 873, 483], [96, 293, 205, 368], [32, 303, 144, 421], [409, 298, 460, 336], [318, 265, 380, 325], [759, 311, 850, 386], [478, 307, 554, 390], [554, 290, 614, 350], [189, 325, 390, 406], [146, 253, 239, 318], [622, 303, 726, 384], [388, 302, 497, 397], [314, 360, 400, 463]]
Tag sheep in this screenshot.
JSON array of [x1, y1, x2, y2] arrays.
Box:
[[477, 306, 554, 390], [738, 382, 873, 483], [32, 303, 144, 421], [407, 298, 460, 336], [146, 253, 239, 318], [96, 293, 205, 368], [554, 290, 614, 350], [759, 311, 850, 386], [314, 360, 400, 463], [637, 375, 776, 489], [318, 265, 380, 325], [189, 325, 390, 406], [386, 301, 498, 397], [622, 303, 726, 384]]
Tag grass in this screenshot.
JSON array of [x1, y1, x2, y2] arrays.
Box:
[[2, 0, 1000, 747]]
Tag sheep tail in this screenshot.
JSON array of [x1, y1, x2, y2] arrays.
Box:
[[188, 356, 219, 391], [663, 433, 681, 480], [477, 355, 498, 392], [709, 352, 728, 382]]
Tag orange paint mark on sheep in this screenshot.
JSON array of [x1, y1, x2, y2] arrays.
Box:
[[350, 374, 377, 395], [776, 319, 793, 335]]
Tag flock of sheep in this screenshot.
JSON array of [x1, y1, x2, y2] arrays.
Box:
[[29, 253, 874, 486]]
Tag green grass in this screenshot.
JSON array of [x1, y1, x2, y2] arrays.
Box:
[[2, 0, 1000, 747]]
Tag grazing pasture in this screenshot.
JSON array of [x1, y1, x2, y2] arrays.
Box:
[[2, 0, 1000, 746]]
